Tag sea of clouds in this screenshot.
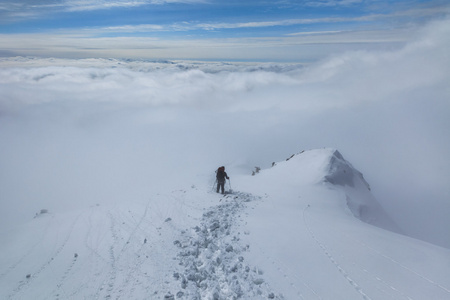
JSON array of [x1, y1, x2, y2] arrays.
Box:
[[1, 18, 449, 248]]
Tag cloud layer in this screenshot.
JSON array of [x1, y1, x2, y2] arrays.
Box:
[[1, 17, 449, 247]]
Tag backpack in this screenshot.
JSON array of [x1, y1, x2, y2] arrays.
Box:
[[216, 166, 226, 181]]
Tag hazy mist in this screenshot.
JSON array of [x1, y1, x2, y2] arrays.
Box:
[[1, 18, 449, 248]]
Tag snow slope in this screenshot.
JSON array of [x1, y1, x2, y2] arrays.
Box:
[[1, 149, 449, 300]]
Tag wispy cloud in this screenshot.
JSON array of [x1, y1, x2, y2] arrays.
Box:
[[0, 0, 207, 21], [84, 7, 448, 34], [305, 0, 363, 7], [64, 0, 207, 12], [1, 0, 448, 61], [102, 24, 166, 32], [286, 30, 343, 36], [0, 26, 415, 61], [93, 14, 392, 34], [64, 1, 150, 12], [192, 15, 382, 31]]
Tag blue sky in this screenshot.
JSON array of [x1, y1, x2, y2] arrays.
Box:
[[0, 0, 449, 61]]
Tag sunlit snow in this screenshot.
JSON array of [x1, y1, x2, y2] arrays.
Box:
[[1, 149, 449, 299]]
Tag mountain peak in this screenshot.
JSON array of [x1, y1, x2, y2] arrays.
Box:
[[324, 149, 370, 190], [258, 148, 400, 232]]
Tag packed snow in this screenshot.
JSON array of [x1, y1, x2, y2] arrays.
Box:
[[1, 149, 449, 299]]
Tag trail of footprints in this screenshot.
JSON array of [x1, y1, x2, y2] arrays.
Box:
[[167, 192, 282, 300], [7, 213, 82, 300]]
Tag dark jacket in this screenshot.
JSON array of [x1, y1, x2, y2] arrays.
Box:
[[216, 167, 229, 183]]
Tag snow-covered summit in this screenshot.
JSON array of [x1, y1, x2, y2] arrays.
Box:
[[247, 148, 367, 187], [241, 148, 399, 232], [236, 150, 450, 299]]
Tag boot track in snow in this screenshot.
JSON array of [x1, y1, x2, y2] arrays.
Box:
[[168, 191, 282, 299]]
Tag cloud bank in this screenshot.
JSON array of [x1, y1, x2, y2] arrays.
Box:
[[0, 18, 449, 248]]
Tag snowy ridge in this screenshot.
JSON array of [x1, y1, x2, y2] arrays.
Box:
[[256, 149, 399, 232], [1, 149, 450, 299], [236, 149, 450, 299]]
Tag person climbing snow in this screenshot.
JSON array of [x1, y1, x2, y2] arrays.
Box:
[[216, 166, 230, 194]]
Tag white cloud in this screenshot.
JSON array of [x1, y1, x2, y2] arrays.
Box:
[[0, 0, 207, 21], [305, 0, 363, 7], [63, 0, 202, 12], [179, 15, 390, 31], [286, 30, 343, 36], [0, 17, 449, 247], [102, 24, 166, 32]]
